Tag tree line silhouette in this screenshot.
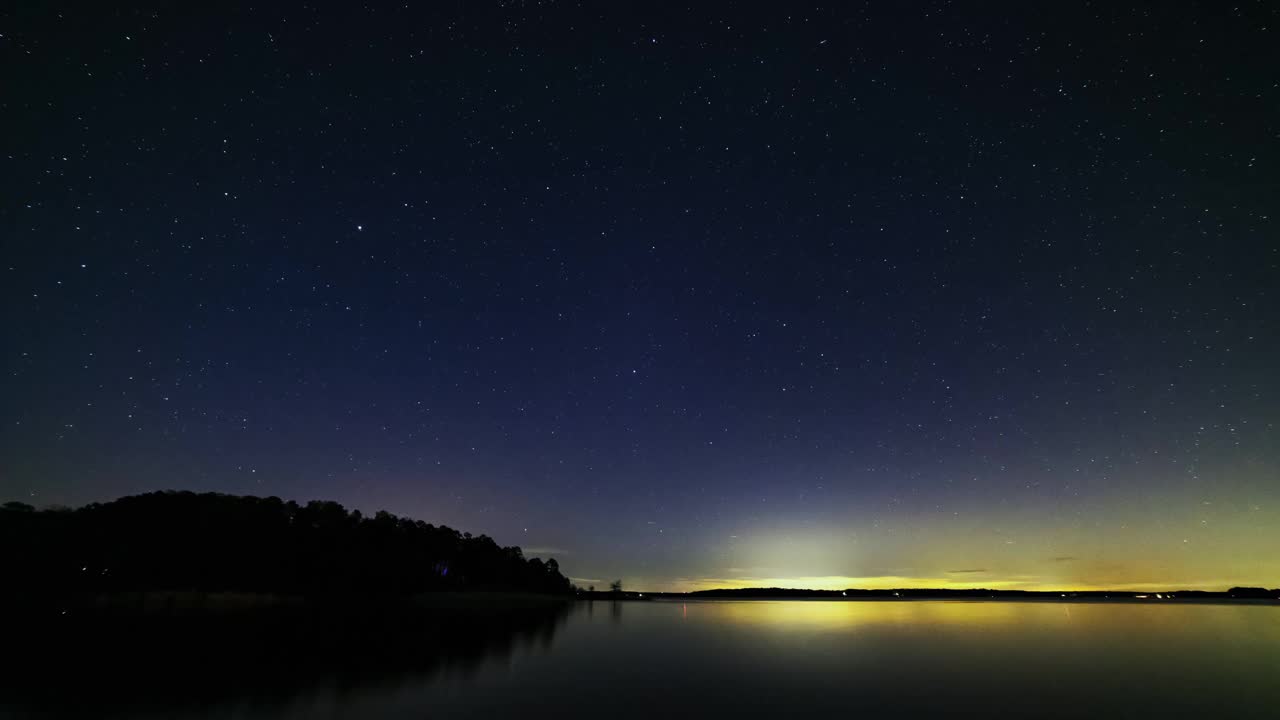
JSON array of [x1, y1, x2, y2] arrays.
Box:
[[1, 491, 571, 597]]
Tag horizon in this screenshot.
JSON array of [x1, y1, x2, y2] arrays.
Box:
[[8, 489, 1273, 595], [579, 578, 1280, 595], [579, 581, 1279, 595]]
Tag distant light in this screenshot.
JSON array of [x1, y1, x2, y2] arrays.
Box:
[[1155, 593, 1163, 599], [842, 591, 847, 597], [638, 593, 643, 597]]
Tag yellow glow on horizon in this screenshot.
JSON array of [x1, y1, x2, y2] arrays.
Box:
[[670, 575, 1036, 592], [596, 491, 1280, 594], [618, 484, 1280, 596], [636, 575, 1257, 594]]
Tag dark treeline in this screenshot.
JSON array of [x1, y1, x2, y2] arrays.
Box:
[[0, 491, 571, 597]]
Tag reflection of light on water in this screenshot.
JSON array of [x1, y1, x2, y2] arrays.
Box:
[[706, 600, 1039, 630], [686, 599, 1269, 643]]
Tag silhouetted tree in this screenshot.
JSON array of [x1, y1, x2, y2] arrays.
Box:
[[610, 579, 623, 593], [0, 491, 573, 597]]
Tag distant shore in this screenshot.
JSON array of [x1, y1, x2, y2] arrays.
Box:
[[15, 587, 1275, 616], [604, 587, 1280, 603]]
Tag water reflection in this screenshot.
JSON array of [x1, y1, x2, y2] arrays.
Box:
[[4, 599, 1278, 719], [686, 597, 1277, 636], [0, 599, 571, 718], [702, 597, 1038, 629]]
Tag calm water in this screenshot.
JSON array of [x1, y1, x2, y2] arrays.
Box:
[[8, 600, 1280, 719]]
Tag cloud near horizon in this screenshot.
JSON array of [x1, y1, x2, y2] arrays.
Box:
[[523, 547, 569, 558]]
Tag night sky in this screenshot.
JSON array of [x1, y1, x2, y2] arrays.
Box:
[[4, 2, 1277, 592]]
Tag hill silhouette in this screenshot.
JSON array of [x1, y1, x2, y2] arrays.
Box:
[[0, 491, 571, 598]]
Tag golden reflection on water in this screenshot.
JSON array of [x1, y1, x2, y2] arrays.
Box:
[[685, 599, 1280, 638], [701, 599, 1028, 630]]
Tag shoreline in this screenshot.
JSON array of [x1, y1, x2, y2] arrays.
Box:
[[638, 595, 1280, 606], [619, 587, 1280, 604]]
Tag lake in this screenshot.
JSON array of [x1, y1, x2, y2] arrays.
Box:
[[7, 599, 1279, 718]]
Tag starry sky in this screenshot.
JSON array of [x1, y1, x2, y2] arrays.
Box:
[[3, 2, 1278, 592]]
